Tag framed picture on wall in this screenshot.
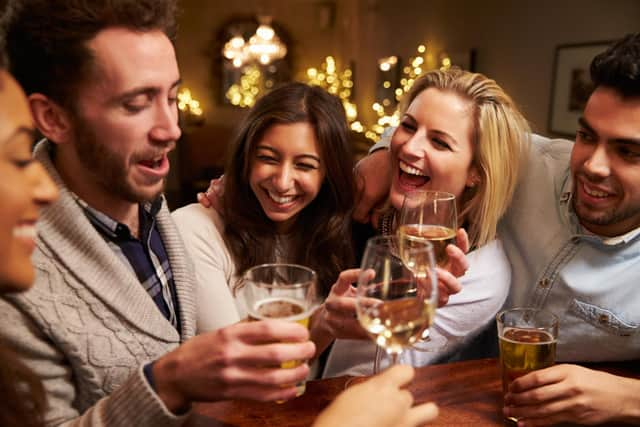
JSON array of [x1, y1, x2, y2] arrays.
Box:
[[548, 41, 612, 137]]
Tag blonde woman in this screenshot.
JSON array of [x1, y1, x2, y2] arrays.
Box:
[[324, 69, 530, 376]]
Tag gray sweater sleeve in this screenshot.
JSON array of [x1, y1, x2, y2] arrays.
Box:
[[367, 126, 395, 153], [0, 282, 188, 427]]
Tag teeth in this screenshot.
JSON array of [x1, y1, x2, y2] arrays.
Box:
[[584, 183, 609, 198], [268, 192, 295, 204], [399, 161, 427, 177], [13, 225, 36, 239]]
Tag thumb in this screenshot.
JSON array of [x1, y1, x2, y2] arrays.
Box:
[[332, 269, 360, 295], [373, 364, 415, 388], [455, 228, 469, 253], [403, 402, 439, 427]]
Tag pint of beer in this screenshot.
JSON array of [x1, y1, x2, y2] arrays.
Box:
[[496, 307, 558, 423], [243, 263, 320, 397]]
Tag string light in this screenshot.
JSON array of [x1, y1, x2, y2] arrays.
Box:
[[225, 65, 262, 107], [305, 56, 360, 129], [178, 87, 204, 125], [299, 44, 454, 141], [178, 88, 203, 116]]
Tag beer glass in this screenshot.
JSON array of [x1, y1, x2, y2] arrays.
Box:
[[243, 263, 320, 397], [497, 307, 558, 422]]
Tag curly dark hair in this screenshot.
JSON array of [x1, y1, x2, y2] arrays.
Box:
[[590, 33, 640, 97], [223, 82, 355, 296], [2, 0, 178, 111]]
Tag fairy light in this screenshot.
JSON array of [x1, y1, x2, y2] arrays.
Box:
[[439, 53, 452, 71], [177, 88, 203, 117], [365, 44, 432, 140], [305, 56, 359, 129], [225, 65, 262, 107], [303, 46, 452, 142]]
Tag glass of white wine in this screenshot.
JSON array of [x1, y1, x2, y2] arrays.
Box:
[[396, 190, 456, 351], [397, 190, 457, 267], [355, 235, 437, 371]]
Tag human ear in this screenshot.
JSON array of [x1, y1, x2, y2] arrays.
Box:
[[28, 93, 73, 144], [465, 165, 481, 188]]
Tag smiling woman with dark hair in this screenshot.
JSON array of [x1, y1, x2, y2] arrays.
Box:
[[0, 68, 58, 427], [173, 82, 356, 358]]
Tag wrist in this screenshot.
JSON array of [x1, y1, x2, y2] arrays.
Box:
[[310, 306, 334, 356], [153, 353, 190, 414], [620, 377, 640, 422]]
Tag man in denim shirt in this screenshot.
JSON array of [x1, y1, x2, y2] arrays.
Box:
[[499, 34, 640, 425], [356, 33, 640, 425]]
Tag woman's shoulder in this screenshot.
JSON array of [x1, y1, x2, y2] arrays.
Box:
[[172, 203, 225, 233], [172, 203, 227, 252]]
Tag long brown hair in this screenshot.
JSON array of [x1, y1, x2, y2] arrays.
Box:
[[0, 340, 46, 427], [223, 82, 354, 295]]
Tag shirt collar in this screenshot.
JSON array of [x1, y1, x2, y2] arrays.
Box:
[[72, 193, 163, 240], [559, 173, 640, 245]]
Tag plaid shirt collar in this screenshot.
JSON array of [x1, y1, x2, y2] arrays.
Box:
[[72, 194, 163, 240]]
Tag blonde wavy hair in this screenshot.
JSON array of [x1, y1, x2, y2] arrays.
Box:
[[401, 69, 530, 248]]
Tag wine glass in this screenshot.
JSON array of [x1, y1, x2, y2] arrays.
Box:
[[355, 235, 437, 371], [396, 190, 456, 350], [397, 190, 457, 267]]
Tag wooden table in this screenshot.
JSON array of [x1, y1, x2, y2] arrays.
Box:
[[187, 358, 640, 427]]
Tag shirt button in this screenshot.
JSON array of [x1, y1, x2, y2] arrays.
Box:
[[539, 278, 550, 288]]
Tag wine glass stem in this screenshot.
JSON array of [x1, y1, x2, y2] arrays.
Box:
[[373, 346, 381, 374]]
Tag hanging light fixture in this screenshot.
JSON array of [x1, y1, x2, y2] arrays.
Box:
[[222, 19, 287, 68]]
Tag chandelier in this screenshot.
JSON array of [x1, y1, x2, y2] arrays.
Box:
[[223, 21, 287, 68]]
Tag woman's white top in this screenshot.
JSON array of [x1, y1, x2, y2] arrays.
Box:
[[172, 203, 243, 332]]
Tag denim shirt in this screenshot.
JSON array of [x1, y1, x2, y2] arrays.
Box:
[[500, 134, 640, 362]]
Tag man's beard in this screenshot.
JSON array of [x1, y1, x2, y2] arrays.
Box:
[[573, 190, 640, 228], [72, 116, 164, 204]]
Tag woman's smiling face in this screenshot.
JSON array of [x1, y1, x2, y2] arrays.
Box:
[[0, 70, 58, 291], [249, 122, 325, 232], [389, 87, 478, 210]]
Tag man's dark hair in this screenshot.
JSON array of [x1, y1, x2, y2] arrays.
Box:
[[2, 0, 178, 110], [590, 33, 640, 97]]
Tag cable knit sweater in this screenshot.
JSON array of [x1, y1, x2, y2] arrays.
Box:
[[0, 140, 197, 426]]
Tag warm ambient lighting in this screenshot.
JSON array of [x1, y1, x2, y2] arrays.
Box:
[[178, 87, 204, 126], [222, 21, 287, 68], [305, 56, 359, 129], [225, 65, 262, 108], [178, 88, 203, 117]]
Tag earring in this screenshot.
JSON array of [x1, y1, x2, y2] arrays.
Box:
[[468, 176, 480, 188]]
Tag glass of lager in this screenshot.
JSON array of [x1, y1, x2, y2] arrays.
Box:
[[243, 263, 320, 397], [497, 307, 558, 423]]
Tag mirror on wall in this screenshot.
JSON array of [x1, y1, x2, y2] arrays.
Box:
[[212, 16, 292, 108]]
